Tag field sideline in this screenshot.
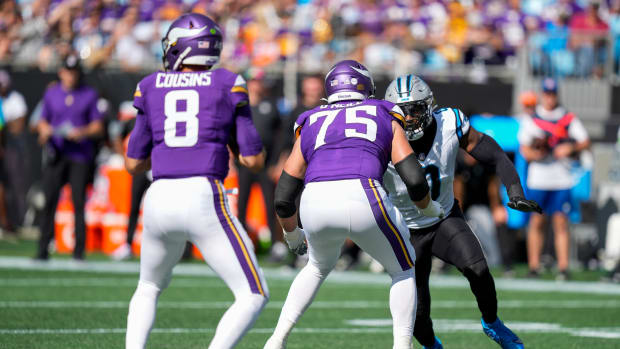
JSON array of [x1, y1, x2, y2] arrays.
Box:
[[1, 256, 620, 348]]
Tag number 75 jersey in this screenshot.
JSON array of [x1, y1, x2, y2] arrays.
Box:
[[127, 69, 263, 181], [383, 108, 469, 229], [295, 99, 406, 184]]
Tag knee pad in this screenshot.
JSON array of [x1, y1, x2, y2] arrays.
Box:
[[462, 259, 489, 279]]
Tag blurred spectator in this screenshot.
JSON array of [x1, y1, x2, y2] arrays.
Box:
[[569, 0, 609, 77], [35, 55, 104, 261], [610, 0, 620, 75], [238, 71, 284, 261], [0, 70, 28, 230], [0, 0, 609, 75], [280, 74, 324, 161], [518, 78, 590, 280]]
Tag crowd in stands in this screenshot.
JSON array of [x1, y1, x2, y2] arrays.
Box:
[[0, 0, 619, 77]]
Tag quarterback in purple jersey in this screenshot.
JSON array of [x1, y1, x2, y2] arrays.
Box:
[[124, 14, 268, 349], [264, 60, 443, 349]]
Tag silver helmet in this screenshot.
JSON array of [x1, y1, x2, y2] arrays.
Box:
[[385, 74, 435, 141]]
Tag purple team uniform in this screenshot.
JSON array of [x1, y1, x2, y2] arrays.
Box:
[[295, 98, 415, 274], [127, 68, 262, 180], [41, 83, 103, 162], [126, 68, 267, 298]]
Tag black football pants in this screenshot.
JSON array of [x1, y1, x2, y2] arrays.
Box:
[[410, 201, 498, 346], [37, 156, 91, 260]]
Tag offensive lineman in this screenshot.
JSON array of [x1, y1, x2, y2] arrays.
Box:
[[124, 14, 268, 349], [383, 75, 541, 349], [264, 61, 444, 349]]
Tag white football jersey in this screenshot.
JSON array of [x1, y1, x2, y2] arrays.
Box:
[[383, 107, 469, 229]]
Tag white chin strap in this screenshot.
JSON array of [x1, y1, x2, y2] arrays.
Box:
[[327, 91, 366, 104]]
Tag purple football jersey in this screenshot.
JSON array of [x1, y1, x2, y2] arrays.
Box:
[[295, 99, 405, 184], [127, 68, 263, 180]]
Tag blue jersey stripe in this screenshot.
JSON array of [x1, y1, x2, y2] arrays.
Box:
[[453, 108, 463, 139]]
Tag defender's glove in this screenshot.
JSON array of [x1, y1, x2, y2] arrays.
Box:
[[284, 227, 308, 255], [420, 200, 445, 219], [507, 196, 543, 214]]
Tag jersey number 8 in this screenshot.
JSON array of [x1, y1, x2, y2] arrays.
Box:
[[164, 90, 199, 147]]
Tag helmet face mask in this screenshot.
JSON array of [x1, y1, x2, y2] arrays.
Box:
[[399, 98, 433, 141], [384, 74, 435, 141]]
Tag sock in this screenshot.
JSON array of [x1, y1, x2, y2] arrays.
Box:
[[209, 293, 268, 349], [466, 268, 498, 324], [390, 269, 416, 349], [270, 263, 328, 342], [126, 281, 161, 349]]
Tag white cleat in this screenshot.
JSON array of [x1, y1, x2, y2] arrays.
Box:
[[111, 243, 132, 261], [263, 336, 286, 349]]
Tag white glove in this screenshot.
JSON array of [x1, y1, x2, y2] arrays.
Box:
[[284, 227, 308, 255], [419, 200, 445, 219]]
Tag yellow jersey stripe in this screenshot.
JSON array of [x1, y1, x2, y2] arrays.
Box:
[[231, 86, 248, 94], [368, 179, 414, 267], [215, 180, 265, 296]]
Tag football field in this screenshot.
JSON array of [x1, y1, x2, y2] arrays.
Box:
[[1, 255, 620, 349]]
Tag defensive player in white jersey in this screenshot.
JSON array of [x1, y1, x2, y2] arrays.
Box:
[[383, 75, 541, 349], [124, 14, 268, 349]]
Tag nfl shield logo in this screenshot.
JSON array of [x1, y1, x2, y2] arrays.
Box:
[[198, 41, 210, 48]]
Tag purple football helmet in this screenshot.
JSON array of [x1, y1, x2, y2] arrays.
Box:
[[324, 60, 375, 104], [162, 13, 223, 71]]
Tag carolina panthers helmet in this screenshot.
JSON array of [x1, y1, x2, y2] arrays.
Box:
[[162, 13, 223, 71], [385, 74, 435, 141], [324, 60, 375, 104]]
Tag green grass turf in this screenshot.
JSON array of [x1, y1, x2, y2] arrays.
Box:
[[1, 266, 620, 349]]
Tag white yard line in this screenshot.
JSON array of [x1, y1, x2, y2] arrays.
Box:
[[2, 320, 620, 339], [2, 299, 620, 309], [2, 256, 620, 295]]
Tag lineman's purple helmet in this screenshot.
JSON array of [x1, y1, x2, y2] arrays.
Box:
[[324, 60, 375, 104], [162, 13, 223, 71]]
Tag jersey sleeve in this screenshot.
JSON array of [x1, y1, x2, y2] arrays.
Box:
[[132, 80, 146, 113], [40, 88, 53, 123], [87, 90, 103, 123], [293, 110, 311, 139], [126, 110, 152, 160], [451, 108, 470, 139], [233, 103, 263, 156], [378, 100, 406, 128], [567, 115, 589, 143], [229, 74, 250, 108]]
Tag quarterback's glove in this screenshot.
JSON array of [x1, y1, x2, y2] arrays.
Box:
[[284, 227, 308, 255], [507, 196, 543, 214], [420, 200, 445, 219]]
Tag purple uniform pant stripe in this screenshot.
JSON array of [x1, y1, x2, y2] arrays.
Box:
[[360, 179, 414, 271], [208, 178, 263, 295]]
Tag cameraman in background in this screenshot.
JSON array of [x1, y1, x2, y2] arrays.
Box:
[[518, 78, 590, 280]]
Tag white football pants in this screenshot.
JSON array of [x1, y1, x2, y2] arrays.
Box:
[[126, 177, 268, 349], [267, 179, 416, 349]]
